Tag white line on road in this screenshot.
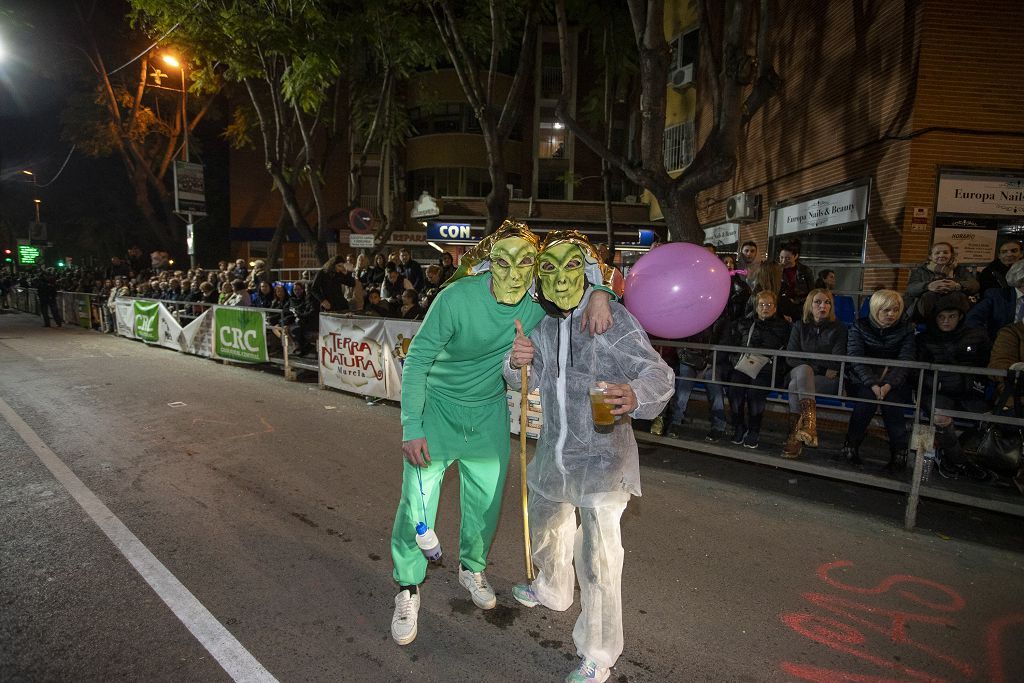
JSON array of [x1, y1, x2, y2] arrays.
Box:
[[0, 396, 278, 683]]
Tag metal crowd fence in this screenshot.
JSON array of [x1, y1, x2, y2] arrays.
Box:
[[646, 339, 1024, 528], [8, 288, 1021, 530]]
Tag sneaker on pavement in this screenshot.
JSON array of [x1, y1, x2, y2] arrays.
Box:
[[391, 589, 419, 645], [458, 566, 497, 609], [511, 583, 540, 608], [565, 657, 610, 683], [666, 423, 684, 439], [743, 431, 759, 449], [705, 428, 725, 442]]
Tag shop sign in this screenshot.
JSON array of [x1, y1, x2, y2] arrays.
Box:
[[410, 191, 440, 219], [349, 234, 376, 248], [936, 171, 1024, 216], [703, 223, 739, 247], [426, 222, 480, 243], [932, 227, 998, 263], [773, 184, 869, 236], [388, 231, 428, 245]]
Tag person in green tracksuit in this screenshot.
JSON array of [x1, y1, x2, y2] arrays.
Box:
[[389, 220, 614, 646]]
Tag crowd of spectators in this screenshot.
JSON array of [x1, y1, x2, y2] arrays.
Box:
[[655, 237, 1024, 492]]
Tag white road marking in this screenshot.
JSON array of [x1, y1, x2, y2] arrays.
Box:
[[0, 396, 278, 683]]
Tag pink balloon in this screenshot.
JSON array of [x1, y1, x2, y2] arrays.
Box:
[[623, 242, 730, 338]]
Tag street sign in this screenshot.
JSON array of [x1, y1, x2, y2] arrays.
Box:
[[349, 234, 376, 248], [28, 221, 47, 243], [17, 244, 42, 265], [349, 207, 373, 234], [173, 161, 207, 216]]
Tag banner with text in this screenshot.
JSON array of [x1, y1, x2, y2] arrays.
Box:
[[115, 300, 135, 338], [213, 307, 268, 363], [133, 300, 160, 343], [318, 316, 390, 399], [157, 305, 185, 351], [381, 320, 421, 401]]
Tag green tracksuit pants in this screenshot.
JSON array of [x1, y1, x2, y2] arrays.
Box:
[[391, 396, 510, 586]]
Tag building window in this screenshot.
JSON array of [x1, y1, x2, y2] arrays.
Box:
[[663, 121, 694, 172], [670, 28, 699, 72], [406, 169, 521, 200], [538, 106, 567, 160], [407, 103, 519, 139], [539, 42, 563, 99]]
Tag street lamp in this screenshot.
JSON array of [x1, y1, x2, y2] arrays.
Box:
[[160, 51, 196, 268], [33, 198, 41, 222]]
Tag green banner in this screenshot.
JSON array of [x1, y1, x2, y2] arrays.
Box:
[[213, 307, 267, 363], [76, 294, 92, 329], [133, 300, 159, 342]]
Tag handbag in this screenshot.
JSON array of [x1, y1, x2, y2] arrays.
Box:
[[960, 373, 1023, 476], [733, 324, 770, 380]]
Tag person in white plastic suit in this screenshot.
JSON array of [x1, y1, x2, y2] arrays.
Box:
[[504, 231, 674, 683]]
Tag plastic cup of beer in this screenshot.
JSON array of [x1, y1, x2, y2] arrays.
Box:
[[589, 383, 615, 427]]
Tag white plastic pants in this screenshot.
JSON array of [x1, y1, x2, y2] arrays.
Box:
[[529, 492, 628, 669]]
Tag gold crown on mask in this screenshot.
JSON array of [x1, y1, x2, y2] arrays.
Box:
[[442, 219, 541, 287], [539, 230, 615, 290]]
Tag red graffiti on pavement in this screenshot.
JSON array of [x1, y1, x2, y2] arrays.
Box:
[[780, 560, 1023, 682]]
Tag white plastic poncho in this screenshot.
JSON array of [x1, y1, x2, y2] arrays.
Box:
[[504, 291, 674, 506]]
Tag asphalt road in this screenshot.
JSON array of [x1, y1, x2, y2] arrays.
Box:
[[1, 311, 1022, 682]]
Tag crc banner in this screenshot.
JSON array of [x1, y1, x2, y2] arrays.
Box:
[[213, 307, 267, 363], [133, 300, 160, 343], [318, 316, 389, 399]]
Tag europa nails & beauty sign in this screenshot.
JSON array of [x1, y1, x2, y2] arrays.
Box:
[[213, 307, 268, 363], [133, 300, 160, 342]]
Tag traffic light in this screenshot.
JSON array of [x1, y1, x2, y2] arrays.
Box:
[[56, 260, 66, 268], [2, 248, 12, 264]]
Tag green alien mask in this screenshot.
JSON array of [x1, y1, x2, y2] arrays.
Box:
[[538, 242, 587, 311], [489, 236, 537, 304]]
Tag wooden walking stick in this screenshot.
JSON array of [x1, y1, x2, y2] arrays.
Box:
[[520, 367, 534, 579]]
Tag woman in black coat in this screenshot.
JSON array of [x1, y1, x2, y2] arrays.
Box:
[[781, 289, 848, 458], [843, 289, 917, 471], [728, 290, 791, 450]]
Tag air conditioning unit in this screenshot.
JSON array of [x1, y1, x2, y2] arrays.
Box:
[[669, 64, 694, 91], [726, 192, 760, 222]]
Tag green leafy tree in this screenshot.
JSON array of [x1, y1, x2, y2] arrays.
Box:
[[555, 0, 780, 243], [131, 0, 356, 266], [60, 2, 218, 255]]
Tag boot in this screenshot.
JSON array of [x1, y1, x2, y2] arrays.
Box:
[[887, 447, 908, 474], [795, 399, 818, 447], [841, 439, 863, 467], [782, 413, 803, 459]]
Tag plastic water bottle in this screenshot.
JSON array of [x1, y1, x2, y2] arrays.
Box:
[[921, 451, 935, 483], [415, 522, 442, 562]]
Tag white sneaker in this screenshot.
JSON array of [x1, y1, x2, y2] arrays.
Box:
[[565, 657, 610, 683], [391, 589, 419, 645], [458, 566, 496, 609]]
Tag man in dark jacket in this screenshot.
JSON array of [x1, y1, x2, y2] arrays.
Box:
[[282, 281, 318, 355], [396, 248, 424, 292], [966, 259, 1024, 341], [35, 273, 62, 327], [310, 256, 356, 313], [977, 239, 1022, 293]]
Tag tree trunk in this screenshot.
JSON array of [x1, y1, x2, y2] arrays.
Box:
[[482, 124, 509, 233], [657, 186, 703, 244], [266, 207, 290, 273]]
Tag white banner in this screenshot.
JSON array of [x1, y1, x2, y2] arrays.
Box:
[[157, 305, 185, 351], [937, 171, 1024, 216], [773, 184, 870, 236], [181, 308, 214, 358], [318, 316, 390, 399], [932, 227, 999, 263], [381, 320, 422, 401], [115, 300, 136, 339], [704, 222, 739, 247]]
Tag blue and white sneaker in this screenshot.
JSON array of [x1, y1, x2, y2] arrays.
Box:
[[511, 583, 540, 608], [565, 657, 610, 683]]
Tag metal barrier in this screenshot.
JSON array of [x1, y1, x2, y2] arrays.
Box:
[[645, 339, 1024, 528], [7, 294, 1020, 530]]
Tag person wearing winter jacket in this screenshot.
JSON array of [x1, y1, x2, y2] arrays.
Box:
[[781, 289, 848, 459], [842, 289, 917, 471], [282, 281, 318, 355], [904, 242, 979, 321], [915, 292, 991, 478], [727, 290, 791, 449], [977, 239, 1022, 294]]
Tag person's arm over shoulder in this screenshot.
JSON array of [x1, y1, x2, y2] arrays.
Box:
[[400, 290, 457, 441], [608, 308, 675, 420]]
